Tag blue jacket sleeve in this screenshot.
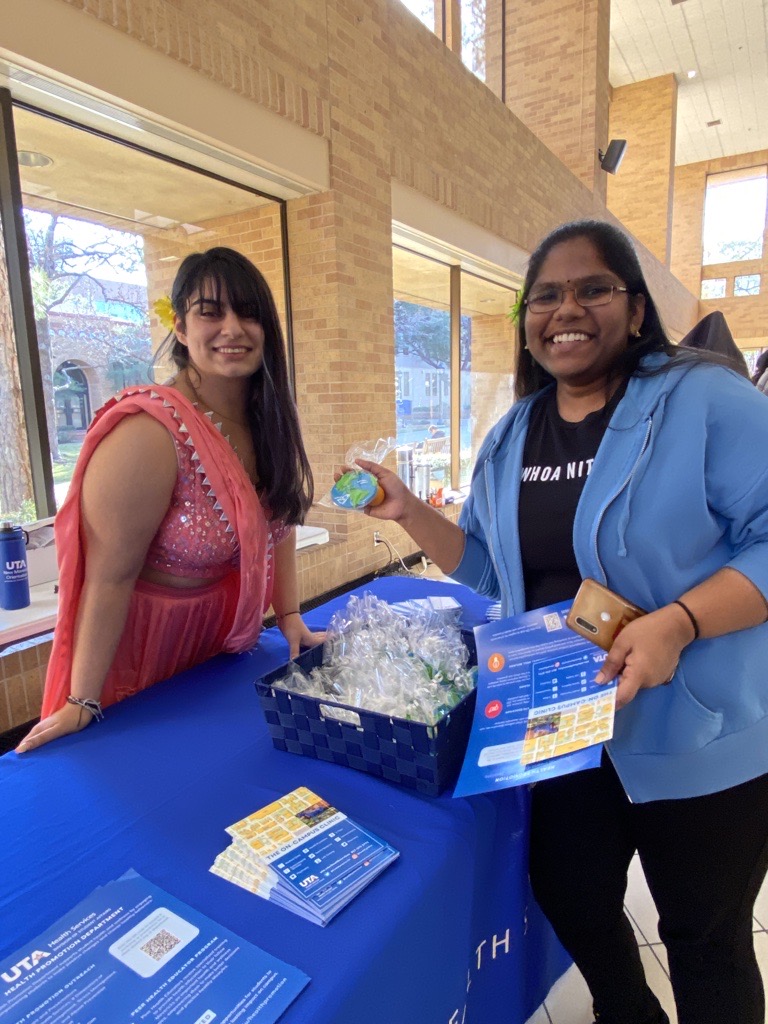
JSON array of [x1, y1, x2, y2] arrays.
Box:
[[449, 440, 502, 600]]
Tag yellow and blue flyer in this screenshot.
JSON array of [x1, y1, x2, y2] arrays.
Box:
[[210, 788, 399, 926], [0, 870, 309, 1023], [453, 600, 617, 797]]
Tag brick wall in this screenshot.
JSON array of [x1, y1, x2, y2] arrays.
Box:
[[0, 637, 49, 736], [607, 75, 677, 266], [503, 0, 610, 200]]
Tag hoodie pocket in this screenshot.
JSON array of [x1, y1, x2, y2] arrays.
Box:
[[613, 665, 723, 755]]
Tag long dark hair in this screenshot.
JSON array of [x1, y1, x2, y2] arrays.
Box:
[[158, 247, 313, 524], [515, 220, 698, 400]]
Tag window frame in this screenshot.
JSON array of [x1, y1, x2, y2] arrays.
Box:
[[0, 89, 295, 519], [733, 274, 761, 297], [702, 165, 768, 267]]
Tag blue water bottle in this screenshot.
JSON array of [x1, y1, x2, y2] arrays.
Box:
[[0, 522, 31, 610]]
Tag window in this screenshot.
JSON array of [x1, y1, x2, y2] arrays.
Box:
[[397, 0, 439, 34], [734, 275, 760, 297], [393, 245, 517, 496], [701, 278, 726, 299], [0, 227, 35, 522], [461, 0, 487, 82], [6, 102, 288, 515], [459, 272, 516, 487], [393, 248, 450, 498], [702, 167, 768, 265]]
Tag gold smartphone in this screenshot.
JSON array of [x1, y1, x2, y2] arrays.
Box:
[[566, 578, 647, 652]]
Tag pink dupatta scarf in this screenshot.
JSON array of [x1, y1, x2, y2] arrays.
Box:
[[41, 385, 269, 718]]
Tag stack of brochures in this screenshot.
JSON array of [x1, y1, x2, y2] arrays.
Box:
[[210, 787, 399, 926]]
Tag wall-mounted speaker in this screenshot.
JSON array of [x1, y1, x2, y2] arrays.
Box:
[[599, 139, 627, 174]]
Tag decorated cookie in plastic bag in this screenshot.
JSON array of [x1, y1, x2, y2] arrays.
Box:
[[331, 469, 385, 510], [320, 437, 410, 512]]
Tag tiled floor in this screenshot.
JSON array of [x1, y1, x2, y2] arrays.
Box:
[[525, 856, 768, 1023]]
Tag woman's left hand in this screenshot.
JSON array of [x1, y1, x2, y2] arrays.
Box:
[[594, 605, 694, 709], [279, 615, 325, 660]]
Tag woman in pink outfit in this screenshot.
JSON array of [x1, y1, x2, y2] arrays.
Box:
[[18, 247, 320, 752]]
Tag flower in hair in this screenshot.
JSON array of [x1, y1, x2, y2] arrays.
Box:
[[507, 290, 525, 326], [152, 295, 176, 333]]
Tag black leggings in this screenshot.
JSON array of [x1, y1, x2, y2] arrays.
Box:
[[530, 756, 768, 1024]]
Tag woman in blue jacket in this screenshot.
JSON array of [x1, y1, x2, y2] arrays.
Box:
[[361, 220, 768, 1024]]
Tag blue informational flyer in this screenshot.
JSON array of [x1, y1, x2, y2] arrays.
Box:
[[0, 870, 309, 1024], [210, 788, 399, 926], [453, 601, 617, 797]]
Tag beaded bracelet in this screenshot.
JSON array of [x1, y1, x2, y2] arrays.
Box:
[[673, 599, 700, 640], [67, 696, 104, 721]]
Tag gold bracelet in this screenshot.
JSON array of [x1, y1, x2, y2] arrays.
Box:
[[276, 610, 300, 621]]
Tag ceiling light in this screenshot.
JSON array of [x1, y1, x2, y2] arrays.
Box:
[[687, 70, 697, 79], [17, 150, 53, 168]]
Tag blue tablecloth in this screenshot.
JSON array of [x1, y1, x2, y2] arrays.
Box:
[[1, 576, 569, 1023]]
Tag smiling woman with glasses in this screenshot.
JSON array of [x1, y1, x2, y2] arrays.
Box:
[[353, 218, 768, 1024]]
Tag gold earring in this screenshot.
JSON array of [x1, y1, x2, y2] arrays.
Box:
[[631, 326, 641, 338]]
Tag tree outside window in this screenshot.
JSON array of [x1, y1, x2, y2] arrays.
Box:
[[701, 278, 726, 300], [734, 274, 760, 297], [461, 0, 487, 82], [23, 211, 152, 502], [702, 168, 768, 266], [397, 0, 437, 33]]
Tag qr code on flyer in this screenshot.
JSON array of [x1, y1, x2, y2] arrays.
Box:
[[140, 929, 181, 961], [109, 907, 199, 978], [542, 612, 562, 632]]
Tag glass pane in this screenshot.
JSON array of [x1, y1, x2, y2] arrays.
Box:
[[702, 169, 768, 265], [734, 274, 760, 296], [459, 272, 516, 488], [398, 0, 438, 34], [15, 105, 286, 509], [0, 225, 35, 522], [700, 278, 726, 299], [461, 0, 487, 83], [393, 248, 450, 499]]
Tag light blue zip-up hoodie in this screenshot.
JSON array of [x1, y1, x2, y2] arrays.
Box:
[[451, 355, 768, 803]]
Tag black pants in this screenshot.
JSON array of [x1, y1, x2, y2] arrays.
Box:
[[529, 756, 768, 1024]]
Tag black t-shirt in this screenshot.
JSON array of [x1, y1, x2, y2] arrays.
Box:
[[518, 386, 625, 609]]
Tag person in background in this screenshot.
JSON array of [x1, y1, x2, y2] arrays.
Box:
[[355, 220, 768, 1024], [427, 424, 446, 439], [19, 247, 322, 753], [678, 308, 750, 378], [752, 348, 768, 394]]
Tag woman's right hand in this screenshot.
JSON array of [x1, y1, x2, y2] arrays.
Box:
[[16, 701, 94, 754], [351, 458, 418, 522]]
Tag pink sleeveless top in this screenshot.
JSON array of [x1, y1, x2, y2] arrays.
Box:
[[41, 386, 289, 717], [143, 403, 290, 579], [144, 432, 240, 578]]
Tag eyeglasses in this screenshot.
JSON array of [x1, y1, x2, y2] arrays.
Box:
[[525, 283, 629, 314]]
